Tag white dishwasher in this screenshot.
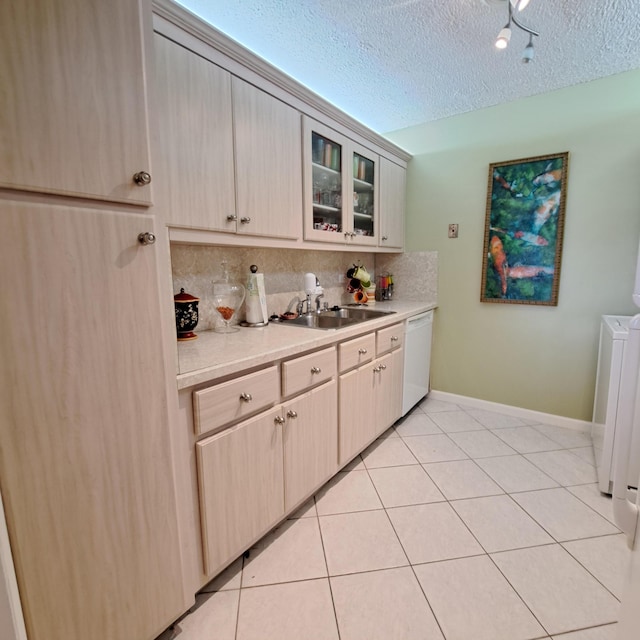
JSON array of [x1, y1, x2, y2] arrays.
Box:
[[402, 310, 433, 416]]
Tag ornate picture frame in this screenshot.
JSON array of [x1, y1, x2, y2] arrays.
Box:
[[480, 152, 569, 305]]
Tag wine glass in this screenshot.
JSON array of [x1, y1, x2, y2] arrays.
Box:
[[212, 282, 245, 333], [212, 261, 245, 333]]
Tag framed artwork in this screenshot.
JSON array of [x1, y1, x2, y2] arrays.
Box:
[[480, 151, 569, 305]]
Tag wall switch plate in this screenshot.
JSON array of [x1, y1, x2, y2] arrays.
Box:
[[448, 223, 459, 238]]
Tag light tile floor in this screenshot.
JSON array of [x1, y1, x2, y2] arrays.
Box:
[[161, 398, 630, 640]]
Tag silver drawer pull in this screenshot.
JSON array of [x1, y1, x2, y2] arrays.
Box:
[[358, 348, 368, 355], [286, 410, 298, 419], [274, 415, 285, 425], [239, 392, 253, 402], [391, 336, 399, 342], [373, 366, 381, 373], [310, 366, 321, 374], [379, 364, 387, 370], [240, 216, 251, 224], [226, 214, 237, 221]]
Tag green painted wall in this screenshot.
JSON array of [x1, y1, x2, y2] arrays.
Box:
[[386, 69, 640, 420]]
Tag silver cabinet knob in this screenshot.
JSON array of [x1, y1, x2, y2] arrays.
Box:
[[239, 392, 253, 402], [382, 235, 388, 241], [240, 217, 251, 224], [358, 348, 368, 355], [274, 415, 285, 425], [133, 171, 152, 186], [137, 232, 156, 245], [379, 364, 387, 370], [226, 214, 237, 222], [373, 365, 381, 373], [286, 410, 298, 419], [391, 336, 399, 342], [310, 366, 321, 374]]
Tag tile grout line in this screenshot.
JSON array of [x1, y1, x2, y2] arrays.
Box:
[[232, 554, 248, 640], [314, 495, 343, 640], [361, 455, 448, 640], [559, 539, 625, 603]]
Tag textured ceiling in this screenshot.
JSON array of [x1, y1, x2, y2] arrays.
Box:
[[176, 0, 640, 133]]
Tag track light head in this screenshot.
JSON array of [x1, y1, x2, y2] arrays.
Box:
[[522, 34, 535, 62], [495, 25, 512, 49], [510, 0, 532, 11]]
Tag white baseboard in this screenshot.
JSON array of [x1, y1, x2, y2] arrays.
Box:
[[429, 390, 593, 434]]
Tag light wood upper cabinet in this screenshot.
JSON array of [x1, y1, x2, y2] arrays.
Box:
[[232, 77, 302, 240], [379, 157, 406, 250], [151, 37, 302, 239], [153, 34, 236, 231], [0, 0, 153, 205], [282, 381, 338, 511], [196, 407, 285, 577], [0, 201, 187, 640]]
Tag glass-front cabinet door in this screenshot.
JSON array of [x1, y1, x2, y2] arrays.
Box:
[[350, 142, 378, 246], [303, 117, 378, 245], [304, 119, 346, 242]]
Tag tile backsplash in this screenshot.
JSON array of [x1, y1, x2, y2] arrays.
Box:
[[171, 245, 438, 332]]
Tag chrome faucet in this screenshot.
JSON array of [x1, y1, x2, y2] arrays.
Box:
[[303, 272, 324, 315], [304, 293, 313, 315]]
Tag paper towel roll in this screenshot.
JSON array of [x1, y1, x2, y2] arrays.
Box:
[[246, 267, 269, 325], [304, 272, 317, 295]]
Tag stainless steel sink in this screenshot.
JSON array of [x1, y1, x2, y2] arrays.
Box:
[[320, 306, 395, 321], [279, 306, 396, 330]]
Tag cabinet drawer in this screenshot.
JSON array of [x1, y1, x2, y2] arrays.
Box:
[[338, 333, 376, 373], [282, 346, 336, 397], [376, 323, 404, 356], [193, 366, 279, 435]]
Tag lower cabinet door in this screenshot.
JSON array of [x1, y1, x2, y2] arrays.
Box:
[[196, 407, 285, 577], [282, 380, 338, 511], [339, 364, 376, 466], [375, 348, 404, 436]]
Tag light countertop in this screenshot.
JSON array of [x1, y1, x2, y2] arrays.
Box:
[[176, 300, 436, 390]]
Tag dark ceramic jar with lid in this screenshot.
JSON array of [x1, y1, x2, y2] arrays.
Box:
[[174, 288, 200, 341]]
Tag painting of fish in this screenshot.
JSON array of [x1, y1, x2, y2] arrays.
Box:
[[489, 236, 508, 295], [481, 152, 569, 306]]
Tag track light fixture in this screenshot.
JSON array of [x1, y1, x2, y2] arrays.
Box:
[[494, 0, 539, 62]]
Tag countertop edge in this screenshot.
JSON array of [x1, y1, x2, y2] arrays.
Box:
[[176, 300, 436, 390]]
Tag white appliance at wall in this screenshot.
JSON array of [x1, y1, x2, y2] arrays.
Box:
[[615, 379, 640, 640], [591, 315, 640, 494], [402, 310, 433, 416], [612, 236, 640, 552]]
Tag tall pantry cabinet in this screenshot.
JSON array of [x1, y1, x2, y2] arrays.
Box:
[[0, 1, 189, 640]]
